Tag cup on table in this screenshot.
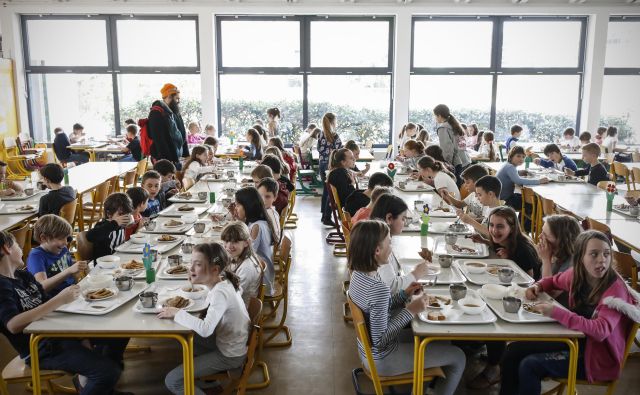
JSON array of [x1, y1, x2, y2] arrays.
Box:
[[629, 206, 640, 216], [168, 254, 183, 267], [502, 296, 522, 313], [24, 188, 34, 196], [449, 284, 467, 301], [438, 254, 453, 268], [144, 221, 157, 232], [181, 243, 194, 255], [115, 276, 134, 291], [193, 222, 206, 233], [498, 267, 515, 283], [139, 292, 158, 308], [398, 181, 407, 189], [226, 170, 236, 178], [198, 191, 208, 201], [444, 232, 458, 246]]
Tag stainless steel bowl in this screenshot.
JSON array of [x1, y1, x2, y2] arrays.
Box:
[[498, 267, 515, 283], [502, 296, 522, 313], [444, 232, 458, 246], [438, 254, 453, 268], [168, 254, 183, 267], [449, 284, 467, 301]]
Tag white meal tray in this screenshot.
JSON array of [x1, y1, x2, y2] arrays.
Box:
[[455, 258, 535, 286], [395, 182, 434, 192], [418, 289, 497, 325], [0, 190, 45, 201], [427, 206, 458, 218], [549, 174, 585, 184], [169, 193, 208, 204], [612, 205, 639, 219], [185, 219, 226, 238], [400, 258, 466, 285], [115, 235, 185, 254], [139, 218, 195, 234], [158, 204, 210, 217], [56, 282, 147, 316], [0, 203, 38, 215], [480, 288, 558, 324], [433, 236, 489, 258], [132, 284, 209, 314], [428, 221, 473, 235], [93, 253, 162, 280], [156, 258, 192, 280]]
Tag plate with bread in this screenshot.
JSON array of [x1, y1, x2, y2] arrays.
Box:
[[418, 289, 496, 325]]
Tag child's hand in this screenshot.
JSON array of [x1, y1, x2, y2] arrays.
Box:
[[564, 168, 575, 176], [533, 158, 541, 165], [417, 248, 432, 262], [169, 188, 179, 196], [56, 284, 80, 305], [407, 294, 429, 315], [456, 209, 472, 225], [495, 247, 509, 259], [531, 302, 554, 317], [469, 233, 488, 245], [536, 237, 553, 264], [114, 214, 131, 227], [525, 284, 541, 301], [157, 307, 179, 319], [409, 172, 419, 180], [69, 260, 88, 275], [404, 282, 422, 297], [539, 177, 550, 184], [411, 262, 431, 279]]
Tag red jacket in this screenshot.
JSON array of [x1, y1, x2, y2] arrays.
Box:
[[274, 180, 290, 215]]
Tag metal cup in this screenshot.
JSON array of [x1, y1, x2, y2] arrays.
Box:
[[630, 206, 640, 216], [449, 284, 467, 301], [399, 181, 407, 189], [226, 170, 236, 178], [194, 222, 206, 233], [144, 221, 157, 231], [444, 232, 458, 246], [37, 180, 47, 191], [115, 276, 134, 291], [139, 292, 158, 308], [438, 254, 453, 268], [24, 188, 35, 196], [198, 191, 208, 201], [181, 243, 194, 255], [168, 254, 182, 267], [498, 267, 515, 283], [502, 296, 522, 313]]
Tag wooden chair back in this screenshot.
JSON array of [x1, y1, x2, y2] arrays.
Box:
[[632, 152, 640, 162], [182, 176, 195, 191], [613, 251, 638, 290], [613, 162, 631, 189], [286, 189, 297, 222], [341, 212, 352, 254], [347, 293, 384, 392], [329, 184, 348, 227], [134, 158, 148, 186], [632, 167, 640, 190], [59, 198, 78, 229], [521, 187, 537, 237], [75, 231, 93, 262], [277, 233, 293, 283], [122, 169, 137, 190], [84, 179, 111, 229], [9, 222, 31, 265], [597, 180, 612, 191]]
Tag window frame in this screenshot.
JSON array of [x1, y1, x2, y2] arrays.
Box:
[[605, 16, 640, 75], [21, 14, 200, 139], [410, 15, 587, 133], [215, 15, 395, 146]]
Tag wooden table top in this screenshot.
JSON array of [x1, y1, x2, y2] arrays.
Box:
[[66, 162, 137, 194]]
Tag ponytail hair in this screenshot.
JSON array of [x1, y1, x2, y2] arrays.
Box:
[[403, 140, 425, 155], [417, 155, 443, 172], [183, 145, 207, 171], [433, 104, 465, 137], [474, 131, 485, 151], [267, 107, 281, 119], [193, 242, 241, 291], [331, 148, 350, 169], [484, 131, 496, 161], [322, 112, 337, 144], [399, 122, 417, 139]]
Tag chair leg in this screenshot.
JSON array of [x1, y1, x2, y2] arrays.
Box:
[[263, 292, 292, 347], [245, 361, 271, 390], [51, 382, 77, 394], [343, 301, 353, 322], [125, 344, 152, 353]]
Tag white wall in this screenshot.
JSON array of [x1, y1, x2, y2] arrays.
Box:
[[1, 1, 639, 146]]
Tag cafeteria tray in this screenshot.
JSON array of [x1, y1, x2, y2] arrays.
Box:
[[158, 203, 210, 217], [418, 289, 497, 325], [480, 288, 558, 324], [455, 258, 535, 286], [115, 235, 185, 254], [56, 282, 147, 316], [433, 236, 489, 259], [400, 258, 466, 285]]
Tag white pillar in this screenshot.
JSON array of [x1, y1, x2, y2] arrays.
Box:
[[392, 9, 412, 154], [580, 10, 610, 133], [198, 11, 217, 130]]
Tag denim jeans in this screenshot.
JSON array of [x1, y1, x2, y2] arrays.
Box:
[[35, 338, 127, 395], [319, 160, 330, 221], [117, 154, 135, 162], [68, 152, 90, 164], [500, 341, 586, 395]]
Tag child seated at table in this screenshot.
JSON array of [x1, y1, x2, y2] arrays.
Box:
[[221, 221, 264, 306], [250, 165, 274, 186], [125, 187, 149, 240], [344, 140, 371, 178], [159, 242, 250, 395], [344, 172, 394, 217], [37, 163, 76, 216], [257, 177, 282, 242], [186, 121, 206, 145], [416, 155, 460, 207], [87, 192, 134, 259], [269, 137, 298, 181], [456, 175, 502, 236], [260, 155, 291, 215], [0, 231, 127, 394], [560, 127, 581, 149], [154, 159, 181, 199], [579, 131, 591, 146], [594, 126, 607, 145], [401, 140, 425, 170], [203, 136, 219, 164], [141, 170, 167, 218], [499, 230, 639, 395], [505, 124, 523, 152], [351, 186, 392, 225], [443, 164, 488, 219], [496, 146, 549, 209], [52, 127, 89, 165], [0, 161, 24, 197], [370, 194, 432, 293], [475, 131, 499, 161], [533, 143, 578, 172], [204, 124, 216, 137], [117, 124, 143, 162], [348, 220, 465, 395], [537, 214, 582, 278], [242, 128, 264, 161], [565, 143, 609, 186], [183, 145, 215, 182], [263, 150, 294, 191], [232, 187, 278, 296], [27, 215, 88, 296]]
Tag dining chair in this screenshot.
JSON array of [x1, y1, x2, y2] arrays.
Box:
[[182, 176, 195, 191], [542, 322, 639, 395], [0, 356, 74, 395], [521, 187, 538, 239], [75, 231, 93, 262], [284, 189, 298, 229], [632, 167, 640, 191], [8, 221, 32, 265], [348, 294, 445, 395], [328, 184, 348, 257], [82, 179, 111, 229], [120, 169, 137, 191], [263, 233, 293, 348], [59, 197, 78, 230], [612, 162, 632, 190], [340, 212, 353, 322], [134, 158, 148, 186]]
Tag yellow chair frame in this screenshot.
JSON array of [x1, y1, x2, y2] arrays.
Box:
[[263, 233, 293, 348]]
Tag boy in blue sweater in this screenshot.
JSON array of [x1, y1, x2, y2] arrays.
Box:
[[533, 143, 578, 172], [505, 124, 523, 152], [27, 214, 87, 296]]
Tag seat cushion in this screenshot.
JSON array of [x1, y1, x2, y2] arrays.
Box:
[[2, 356, 67, 380]]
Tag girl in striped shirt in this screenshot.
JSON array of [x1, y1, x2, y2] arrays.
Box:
[[348, 220, 465, 395]]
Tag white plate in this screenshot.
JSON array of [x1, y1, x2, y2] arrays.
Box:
[[0, 190, 44, 201], [395, 182, 434, 192], [163, 265, 190, 277], [83, 287, 119, 302], [0, 204, 38, 215], [428, 206, 458, 218], [428, 221, 473, 235], [156, 235, 180, 243], [455, 258, 534, 286], [399, 258, 467, 285], [418, 289, 496, 325], [433, 236, 489, 258]]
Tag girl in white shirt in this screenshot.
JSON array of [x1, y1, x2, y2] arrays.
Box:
[[417, 155, 460, 207], [159, 242, 250, 395], [221, 221, 264, 306], [397, 122, 418, 154], [477, 131, 499, 162], [183, 145, 215, 181]]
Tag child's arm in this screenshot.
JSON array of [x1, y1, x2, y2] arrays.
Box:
[[5, 285, 79, 334], [443, 194, 466, 209], [33, 261, 87, 293], [456, 209, 488, 237], [8, 180, 23, 193]]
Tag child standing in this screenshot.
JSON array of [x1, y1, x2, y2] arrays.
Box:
[[257, 177, 282, 242], [565, 143, 609, 186], [37, 163, 76, 216], [221, 222, 264, 306], [534, 143, 578, 172], [141, 170, 167, 218], [159, 243, 250, 395], [500, 230, 638, 395], [87, 193, 134, 259], [27, 215, 87, 296], [125, 187, 149, 240]]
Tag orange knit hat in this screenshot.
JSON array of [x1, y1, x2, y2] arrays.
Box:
[[160, 83, 179, 98]]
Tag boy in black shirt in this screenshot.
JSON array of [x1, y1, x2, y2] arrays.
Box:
[[344, 172, 394, 217], [52, 127, 89, 164], [86, 193, 134, 259], [565, 143, 610, 186], [118, 124, 143, 162], [37, 163, 77, 217]]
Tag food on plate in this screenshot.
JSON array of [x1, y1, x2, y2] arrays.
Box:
[[165, 220, 183, 227], [427, 311, 446, 321], [466, 262, 485, 268], [178, 205, 195, 212], [451, 244, 476, 254], [18, 205, 34, 211], [433, 207, 450, 212], [85, 288, 114, 300], [158, 234, 177, 242], [166, 265, 188, 275], [163, 296, 190, 308], [177, 192, 192, 199], [486, 266, 500, 276], [121, 260, 144, 270], [523, 303, 542, 315], [427, 295, 451, 308], [463, 303, 481, 308]]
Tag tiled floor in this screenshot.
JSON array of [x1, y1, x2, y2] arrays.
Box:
[[2, 195, 639, 394]]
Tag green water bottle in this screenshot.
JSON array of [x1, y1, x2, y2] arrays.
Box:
[[525, 155, 532, 170], [63, 169, 69, 185], [420, 214, 430, 236], [239, 156, 244, 172]]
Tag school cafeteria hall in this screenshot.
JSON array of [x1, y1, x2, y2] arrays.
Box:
[[0, 0, 639, 394]]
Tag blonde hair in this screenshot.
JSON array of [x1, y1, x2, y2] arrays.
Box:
[[264, 147, 290, 176], [370, 186, 392, 205], [322, 112, 337, 144], [34, 214, 72, 242], [251, 165, 273, 180]]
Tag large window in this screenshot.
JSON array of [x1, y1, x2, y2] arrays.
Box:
[[601, 17, 640, 144], [23, 15, 200, 142], [216, 16, 394, 145], [410, 16, 586, 143]]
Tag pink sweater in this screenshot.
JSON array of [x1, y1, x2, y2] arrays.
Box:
[[187, 134, 205, 144], [539, 268, 634, 382]]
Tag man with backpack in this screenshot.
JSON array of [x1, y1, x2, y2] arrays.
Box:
[[144, 83, 189, 169]]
